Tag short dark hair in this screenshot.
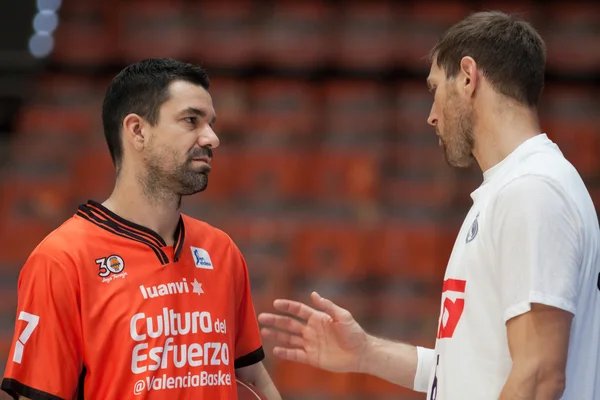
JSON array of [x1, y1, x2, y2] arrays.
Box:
[[429, 11, 546, 107], [102, 58, 210, 168]]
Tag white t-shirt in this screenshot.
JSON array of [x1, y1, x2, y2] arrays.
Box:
[[413, 134, 600, 399]]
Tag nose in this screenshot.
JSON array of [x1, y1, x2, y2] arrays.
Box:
[[198, 125, 220, 149], [427, 104, 438, 127]]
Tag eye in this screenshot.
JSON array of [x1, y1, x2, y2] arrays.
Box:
[[184, 117, 197, 124]]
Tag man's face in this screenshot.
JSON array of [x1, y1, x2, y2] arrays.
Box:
[[142, 80, 219, 197], [426, 62, 476, 168]]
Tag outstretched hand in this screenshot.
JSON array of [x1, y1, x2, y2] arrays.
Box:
[[257, 292, 369, 374]]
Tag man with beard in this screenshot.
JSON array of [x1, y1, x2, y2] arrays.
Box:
[[2, 58, 281, 400], [258, 11, 600, 400]]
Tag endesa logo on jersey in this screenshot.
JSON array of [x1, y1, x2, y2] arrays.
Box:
[[129, 307, 232, 395]]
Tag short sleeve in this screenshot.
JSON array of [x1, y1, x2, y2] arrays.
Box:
[[2, 251, 83, 400], [490, 175, 582, 323], [229, 243, 265, 369]]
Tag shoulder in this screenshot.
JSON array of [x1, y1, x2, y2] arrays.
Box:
[[182, 214, 239, 251], [488, 174, 582, 239], [26, 214, 103, 269]]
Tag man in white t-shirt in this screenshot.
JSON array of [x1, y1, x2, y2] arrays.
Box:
[[258, 10, 600, 400]]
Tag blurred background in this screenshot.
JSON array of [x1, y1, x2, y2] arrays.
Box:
[[0, 0, 598, 399]]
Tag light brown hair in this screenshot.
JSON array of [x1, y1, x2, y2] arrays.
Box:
[[429, 11, 546, 107]]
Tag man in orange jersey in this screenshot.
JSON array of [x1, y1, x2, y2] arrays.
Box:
[[2, 58, 281, 400]]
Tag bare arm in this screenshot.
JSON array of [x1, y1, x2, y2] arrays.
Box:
[[499, 304, 571, 400], [236, 362, 282, 400], [359, 336, 420, 388]]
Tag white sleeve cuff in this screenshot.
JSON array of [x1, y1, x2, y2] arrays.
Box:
[[413, 346, 435, 393]]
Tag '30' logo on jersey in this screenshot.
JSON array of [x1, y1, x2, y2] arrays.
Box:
[[96, 255, 127, 283], [437, 279, 466, 339]]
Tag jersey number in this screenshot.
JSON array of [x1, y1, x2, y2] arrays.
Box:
[[13, 311, 40, 364]]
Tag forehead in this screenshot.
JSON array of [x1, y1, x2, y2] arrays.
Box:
[[426, 62, 444, 87], [162, 80, 214, 111]]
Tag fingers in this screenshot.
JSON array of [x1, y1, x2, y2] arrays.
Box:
[[310, 291, 354, 323], [257, 313, 305, 335], [272, 299, 317, 321], [273, 347, 308, 364], [261, 327, 305, 349]]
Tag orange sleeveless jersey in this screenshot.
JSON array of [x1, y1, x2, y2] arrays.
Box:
[[1, 201, 265, 400]]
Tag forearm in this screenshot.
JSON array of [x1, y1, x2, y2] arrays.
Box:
[[253, 368, 281, 400], [237, 363, 282, 400], [499, 365, 566, 400], [359, 335, 433, 391], [257, 380, 282, 400]]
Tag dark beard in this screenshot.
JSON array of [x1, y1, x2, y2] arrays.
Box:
[[141, 148, 212, 205]]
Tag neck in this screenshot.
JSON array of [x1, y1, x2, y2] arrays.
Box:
[[472, 100, 541, 172], [103, 171, 181, 245]]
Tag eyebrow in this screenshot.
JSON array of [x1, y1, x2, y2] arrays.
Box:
[[180, 107, 217, 125]]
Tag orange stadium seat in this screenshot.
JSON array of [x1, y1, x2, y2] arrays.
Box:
[[245, 79, 318, 145], [396, 2, 470, 68], [51, 0, 118, 65], [0, 336, 14, 373], [71, 147, 116, 203], [291, 222, 371, 279], [322, 80, 393, 147], [8, 132, 82, 168], [540, 85, 600, 177], [0, 285, 17, 316], [230, 148, 311, 202], [182, 147, 238, 202], [369, 223, 456, 280], [359, 374, 424, 399], [309, 149, 381, 204], [387, 142, 449, 176], [16, 105, 98, 138], [32, 74, 102, 107], [548, 122, 599, 178], [207, 78, 249, 135], [384, 177, 455, 212], [187, 1, 258, 67], [0, 222, 57, 265], [117, 0, 189, 63], [273, 359, 362, 397], [333, 1, 398, 70], [0, 175, 71, 263], [257, 1, 334, 69], [541, 4, 600, 72], [395, 80, 434, 141]]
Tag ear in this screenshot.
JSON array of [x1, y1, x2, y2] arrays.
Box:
[[122, 113, 146, 152], [459, 56, 478, 97]]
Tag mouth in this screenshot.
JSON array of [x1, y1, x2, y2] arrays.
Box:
[[191, 157, 211, 164]]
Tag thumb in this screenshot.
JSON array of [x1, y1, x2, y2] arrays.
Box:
[[311, 292, 354, 323]]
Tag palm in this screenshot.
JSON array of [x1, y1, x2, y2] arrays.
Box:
[[258, 292, 368, 374]]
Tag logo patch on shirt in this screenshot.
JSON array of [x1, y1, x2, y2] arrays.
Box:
[[97, 254, 127, 283], [466, 212, 479, 243], [191, 247, 213, 270]]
